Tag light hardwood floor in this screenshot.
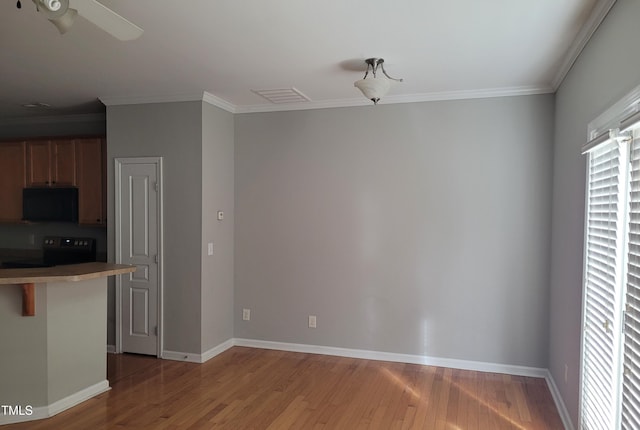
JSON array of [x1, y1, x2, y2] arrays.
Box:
[[5, 347, 564, 429]]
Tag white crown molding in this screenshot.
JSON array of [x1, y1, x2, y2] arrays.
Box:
[[99, 92, 205, 107], [381, 85, 554, 105], [545, 370, 575, 430], [551, 0, 617, 90], [234, 85, 554, 114], [0, 112, 105, 127], [235, 97, 372, 113], [202, 91, 237, 113], [99, 92, 237, 114], [98, 85, 552, 116]]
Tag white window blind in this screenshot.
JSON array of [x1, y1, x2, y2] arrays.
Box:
[[622, 130, 640, 430], [582, 137, 624, 430], [581, 87, 640, 430]]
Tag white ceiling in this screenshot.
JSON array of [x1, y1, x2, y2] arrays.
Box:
[[0, 0, 612, 118]]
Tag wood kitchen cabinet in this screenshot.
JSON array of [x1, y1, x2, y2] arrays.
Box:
[[26, 140, 77, 187], [0, 142, 26, 222], [75, 138, 106, 225], [0, 136, 105, 225]]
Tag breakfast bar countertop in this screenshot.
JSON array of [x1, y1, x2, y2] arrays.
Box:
[[0, 262, 135, 285]]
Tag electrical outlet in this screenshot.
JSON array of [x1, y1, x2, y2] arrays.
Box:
[[564, 364, 568, 383], [308, 315, 317, 328], [242, 308, 251, 321], [207, 242, 214, 256]]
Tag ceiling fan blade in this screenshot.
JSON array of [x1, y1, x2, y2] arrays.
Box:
[[68, 0, 143, 41]]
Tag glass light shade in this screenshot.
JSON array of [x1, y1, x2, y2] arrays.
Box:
[[354, 76, 391, 104], [44, 0, 62, 11], [49, 8, 77, 34]]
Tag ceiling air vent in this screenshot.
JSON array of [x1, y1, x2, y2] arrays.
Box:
[[251, 88, 311, 104]]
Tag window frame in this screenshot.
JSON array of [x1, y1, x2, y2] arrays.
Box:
[[580, 84, 640, 430]]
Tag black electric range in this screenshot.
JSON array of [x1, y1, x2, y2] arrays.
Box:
[[2, 236, 97, 268]]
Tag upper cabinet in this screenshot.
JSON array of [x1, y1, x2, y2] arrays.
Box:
[[26, 140, 77, 187], [75, 138, 106, 225], [0, 136, 105, 225], [0, 142, 26, 223], [53, 140, 77, 186]]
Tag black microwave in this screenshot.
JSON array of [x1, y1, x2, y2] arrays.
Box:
[[23, 187, 79, 223]]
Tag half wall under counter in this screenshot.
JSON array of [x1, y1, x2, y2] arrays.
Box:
[[0, 262, 135, 425]]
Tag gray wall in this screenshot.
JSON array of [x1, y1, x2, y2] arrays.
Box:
[[0, 278, 107, 411], [201, 102, 235, 351], [0, 114, 105, 140], [0, 284, 48, 407], [235, 95, 554, 367], [107, 102, 203, 354], [549, 0, 640, 426], [46, 279, 107, 404]]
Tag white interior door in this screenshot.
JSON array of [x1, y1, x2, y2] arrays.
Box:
[[115, 157, 163, 356]]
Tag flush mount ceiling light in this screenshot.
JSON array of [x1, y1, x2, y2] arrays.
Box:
[[354, 58, 403, 105]]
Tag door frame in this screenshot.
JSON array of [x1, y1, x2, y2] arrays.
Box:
[[114, 157, 164, 358]]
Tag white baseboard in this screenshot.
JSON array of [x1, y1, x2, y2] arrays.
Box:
[[232, 338, 548, 378], [48, 380, 110, 416], [545, 371, 575, 430], [162, 338, 234, 364], [106, 344, 116, 354], [161, 337, 545, 377], [0, 380, 110, 425], [162, 350, 202, 363], [201, 338, 235, 362]]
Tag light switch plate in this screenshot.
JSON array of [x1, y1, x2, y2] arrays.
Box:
[[207, 242, 214, 256]]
